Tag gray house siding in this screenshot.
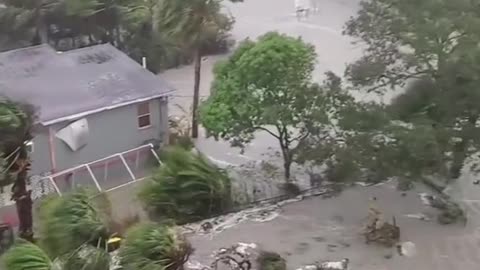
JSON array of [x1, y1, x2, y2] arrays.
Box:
[[29, 97, 168, 177]]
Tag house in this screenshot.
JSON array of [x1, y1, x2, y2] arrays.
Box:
[[0, 44, 174, 179]]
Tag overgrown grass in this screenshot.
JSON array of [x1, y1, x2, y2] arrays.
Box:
[[119, 223, 193, 270], [139, 146, 232, 223]]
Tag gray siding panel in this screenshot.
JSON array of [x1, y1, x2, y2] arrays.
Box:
[[29, 98, 168, 176]]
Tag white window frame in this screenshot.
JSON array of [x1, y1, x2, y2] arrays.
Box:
[[137, 102, 152, 129], [25, 140, 34, 153]]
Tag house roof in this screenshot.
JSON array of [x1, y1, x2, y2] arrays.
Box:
[[0, 44, 175, 125]]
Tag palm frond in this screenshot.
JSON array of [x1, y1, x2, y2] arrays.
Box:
[[119, 223, 192, 270], [138, 146, 231, 223], [54, 244, 110, 270], [38, 189, 111, 258], [2, 240, 53, 270]]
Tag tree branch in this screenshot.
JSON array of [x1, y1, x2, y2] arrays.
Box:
[[253, 126, 280, 139]]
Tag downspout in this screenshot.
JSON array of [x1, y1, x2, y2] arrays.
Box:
[[48, 126, 57, 173]]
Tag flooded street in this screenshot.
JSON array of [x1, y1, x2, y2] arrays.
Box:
[[159, 0, 480, 269]]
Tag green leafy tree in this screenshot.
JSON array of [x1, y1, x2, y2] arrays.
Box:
[[343, 0, 480, 182], [201, 32, 351, 181], [156, 0, 239, 138], [0, 99, 35, 241], [119, 223, 192, 270], [138, 146, 231, 223]]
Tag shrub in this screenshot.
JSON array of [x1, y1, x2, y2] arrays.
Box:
[[3, 240, 52, 270], [119, 223, 193, 270], [2, 240, 110, 270], [139, 146, 231, 223], [38, 189, 111, 258], [257, 251, 286, 270]]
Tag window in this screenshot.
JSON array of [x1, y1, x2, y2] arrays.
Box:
[[25, 140, 34, 153], [137, 102, 151, 128]]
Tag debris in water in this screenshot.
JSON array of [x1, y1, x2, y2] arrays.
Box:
[[318, 258, 349, 270], [186, 260, 210, 270], [404, 213, 431, 221], [181, 193, 318, 236], [296, 258, 350, 270], [210, 242, 258, 270], [399, 241, 417, 257]]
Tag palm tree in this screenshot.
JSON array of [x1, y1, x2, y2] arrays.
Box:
[[2, 239, 110, 270], [157, 0, 238, 138], [0, 0, 62, 45], [119, 223, 193, 270], [0, 99, 35, 241], [138, 146, 231, 223], [38, 189, 111, 258]]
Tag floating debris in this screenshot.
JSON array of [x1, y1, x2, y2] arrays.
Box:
[[295, 259, 350, 270], [404, 213, 431, 221], [180, 191, 333, 236], [318, 258, 349, 270], [211, 242, 258, 270], [186, 260, 210, 270], [399, 241, 417, 257]]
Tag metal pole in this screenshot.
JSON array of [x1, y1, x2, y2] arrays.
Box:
[[118, 154, 136, 181], [135, 149, 140, 169], [85, 164, 102, 191], [104, 160, 109, 182], [150, 147, 162, 165], [48, 176, 62, 196]]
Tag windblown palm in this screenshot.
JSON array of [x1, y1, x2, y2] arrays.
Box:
[[139, 146, 231, 223], [0, 0, 62, 44], [119, 223, 192, 270], [38, 189, 111, 258], [157, 0, 237, 138], [2, 239, 110, 270], [0, 99, 35, 240]]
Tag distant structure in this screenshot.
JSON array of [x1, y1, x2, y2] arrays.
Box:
[[0, 44, 174, 178]]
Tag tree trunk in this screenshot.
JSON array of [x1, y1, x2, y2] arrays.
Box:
[[280, 146, 292, 182], [191, 49, 202, 138], [283, 156, 292, 182], [11, 161, 33, 242]]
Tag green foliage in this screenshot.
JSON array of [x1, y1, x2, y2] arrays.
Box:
[[53, 245, 110, 270], [1, 240, 110, 270], [336, 0, 480, 186], [138, 146, 231, 223], [119, 223, 192, 270], [201, 32, 342, 180], [0, 0, 238, 72], [257, 251, 286, 270], [2, 240, 52, 270], [38, 189, 111, 258], [0, 99, 35, 185]]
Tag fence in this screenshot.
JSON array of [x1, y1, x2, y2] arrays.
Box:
[[32, 144, 161, 198]]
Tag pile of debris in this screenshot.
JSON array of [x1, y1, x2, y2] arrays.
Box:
[[361, 202, 400, 247], [295, 259, 349, 270], [186, 242, 259, 270], [419, 193, 466, 225]]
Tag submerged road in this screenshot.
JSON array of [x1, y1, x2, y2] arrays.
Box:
[[161, 1, 480, 269]]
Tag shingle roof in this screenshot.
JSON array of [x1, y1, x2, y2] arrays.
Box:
[[0, 44, 175, 125]]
